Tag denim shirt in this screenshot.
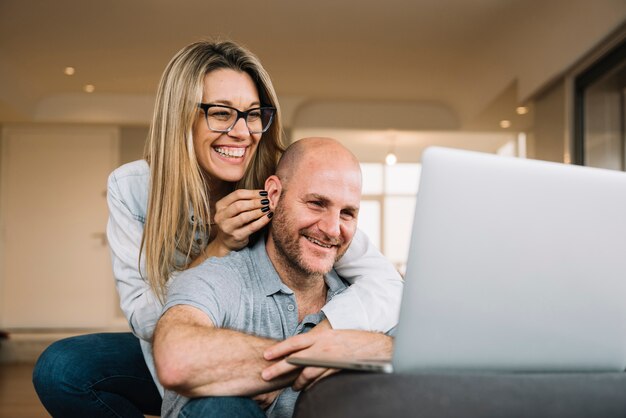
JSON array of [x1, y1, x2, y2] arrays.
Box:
[[106, 159, 404, 393]]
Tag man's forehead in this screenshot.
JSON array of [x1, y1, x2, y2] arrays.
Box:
[[293, 168, 362, 208]]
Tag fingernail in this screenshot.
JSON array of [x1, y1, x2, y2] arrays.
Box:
[[261, 206, 270, 213], [267, 212, 273, 219], [259, 190, 268, 196], [260, 199, 270, 205]]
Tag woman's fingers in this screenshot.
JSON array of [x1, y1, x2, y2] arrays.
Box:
[[218, 207, 272, 241], [215, 189, 267, 211], [223, 209, 273, 242], [215, 193, 269, 224], [212, 189, 272, 250], [220, 205, 270, 231]]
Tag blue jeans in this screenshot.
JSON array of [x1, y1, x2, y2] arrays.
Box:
[[180, 396, 265, 418], [33, 332, 162, 417]]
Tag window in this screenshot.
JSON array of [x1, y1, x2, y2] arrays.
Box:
[[574, 38, 626, 170], [358, 162, 421, 274]]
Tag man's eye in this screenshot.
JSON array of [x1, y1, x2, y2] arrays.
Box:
[[309, 201, 323, 207], [341, 211, 355, 219]]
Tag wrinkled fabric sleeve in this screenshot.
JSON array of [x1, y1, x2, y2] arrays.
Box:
[[106, 171, 164, 342], [322, 229, 403, 333], [162, 261, 242, 329]]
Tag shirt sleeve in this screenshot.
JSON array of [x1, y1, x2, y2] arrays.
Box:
[[163, 260, 242, 328], [107, 171, 162, 341], [322, 229, 404, 332]]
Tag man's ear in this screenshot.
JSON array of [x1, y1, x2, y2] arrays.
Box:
[[264, 175, 282, 210]]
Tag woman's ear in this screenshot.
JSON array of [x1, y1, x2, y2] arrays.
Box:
[[264, 175, 282, 210]]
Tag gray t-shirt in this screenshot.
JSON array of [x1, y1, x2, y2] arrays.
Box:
[[161, 236, 349, 418]]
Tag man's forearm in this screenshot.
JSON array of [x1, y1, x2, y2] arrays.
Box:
[[181, 327, 297, 397], [154, 305, 297, 398]]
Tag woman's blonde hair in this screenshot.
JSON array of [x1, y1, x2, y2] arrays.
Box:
[[142, 40, 285, 301]]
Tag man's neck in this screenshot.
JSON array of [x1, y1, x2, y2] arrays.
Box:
[[265, 237, 328, 322], [283, 267, 327, 323]]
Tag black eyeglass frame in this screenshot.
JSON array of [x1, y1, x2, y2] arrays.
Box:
[[197, 103, 276, 134]]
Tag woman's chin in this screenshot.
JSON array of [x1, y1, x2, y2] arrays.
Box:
[[204, 158, 250, 183]]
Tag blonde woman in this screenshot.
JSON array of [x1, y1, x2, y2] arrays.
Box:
[[33, 40, 402, 417]]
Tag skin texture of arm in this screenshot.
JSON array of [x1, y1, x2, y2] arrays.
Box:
[[326, 229, 404, 332], [154, 305, 298, 398]]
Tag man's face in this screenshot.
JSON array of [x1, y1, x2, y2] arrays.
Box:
[[270, 163, 361, 276]]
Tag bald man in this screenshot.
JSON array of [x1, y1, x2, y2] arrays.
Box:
[[154, 138, 394, 418]]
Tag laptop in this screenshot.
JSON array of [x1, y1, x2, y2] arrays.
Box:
[[288, 146, 626, 373]]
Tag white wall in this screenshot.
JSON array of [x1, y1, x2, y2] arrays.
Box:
[[292, 128, 517, 163], [0, 125, 124, 330], [528, 80, 568, 163]]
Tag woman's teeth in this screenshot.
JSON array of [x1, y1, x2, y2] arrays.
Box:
[[215, 147, 245, 158], [306, 236, 333, 248]]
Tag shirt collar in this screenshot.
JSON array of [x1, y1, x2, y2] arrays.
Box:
[[324, 269, 348, 301], [250, 236, 291, 297]]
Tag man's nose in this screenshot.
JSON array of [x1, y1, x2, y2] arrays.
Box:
[[318, 211, 341, 239]]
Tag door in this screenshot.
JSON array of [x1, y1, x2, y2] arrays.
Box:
[[0, 125, 122, 329]]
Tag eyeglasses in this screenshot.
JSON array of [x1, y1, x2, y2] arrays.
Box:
[[198, 103, 276, 134]]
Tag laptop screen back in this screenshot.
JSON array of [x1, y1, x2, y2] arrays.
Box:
[[393, 147, 626, 372]]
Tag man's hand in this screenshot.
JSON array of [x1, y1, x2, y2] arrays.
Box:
[[262, 320, 334, 391], [261, 327, 393, 391], [252, 389, 282, 410]]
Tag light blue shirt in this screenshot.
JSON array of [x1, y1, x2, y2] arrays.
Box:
[[161, 237, 349, 417]]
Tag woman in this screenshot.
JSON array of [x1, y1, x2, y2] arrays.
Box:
[[33, 40, 402, 417]]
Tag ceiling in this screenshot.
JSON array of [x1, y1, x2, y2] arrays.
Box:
[[0, 0, 625, 131]]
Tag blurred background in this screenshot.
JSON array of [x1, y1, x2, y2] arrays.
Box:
[[0, 1, 625, 408]]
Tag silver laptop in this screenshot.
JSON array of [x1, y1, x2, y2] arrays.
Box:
[[288, 146, 626, 373]]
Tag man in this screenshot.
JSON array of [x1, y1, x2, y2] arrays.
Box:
[[154, 137, 395, 417]]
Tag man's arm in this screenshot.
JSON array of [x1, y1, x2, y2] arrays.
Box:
[[261, 328, 393, 390], [154, 304, 298, 398]]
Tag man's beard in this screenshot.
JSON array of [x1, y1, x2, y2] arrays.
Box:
[[270, 201, 347, 277]]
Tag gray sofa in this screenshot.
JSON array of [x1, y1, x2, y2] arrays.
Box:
[[294, 371, 626, 418]]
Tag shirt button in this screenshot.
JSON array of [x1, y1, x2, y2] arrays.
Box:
[[287, 304, 295, 311]]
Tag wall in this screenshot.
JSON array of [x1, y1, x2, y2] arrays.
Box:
[[120, 126, 148, 164], [1, 125, 121, 329], [0, 125, 3, 329], [529, 80, 568, 163]]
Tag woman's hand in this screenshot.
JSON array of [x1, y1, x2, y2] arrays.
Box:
[[213, 189, 272, 250], [192, 189, 272, 265]]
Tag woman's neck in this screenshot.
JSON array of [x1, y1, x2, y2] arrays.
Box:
[[206, 178, 236, 214]]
